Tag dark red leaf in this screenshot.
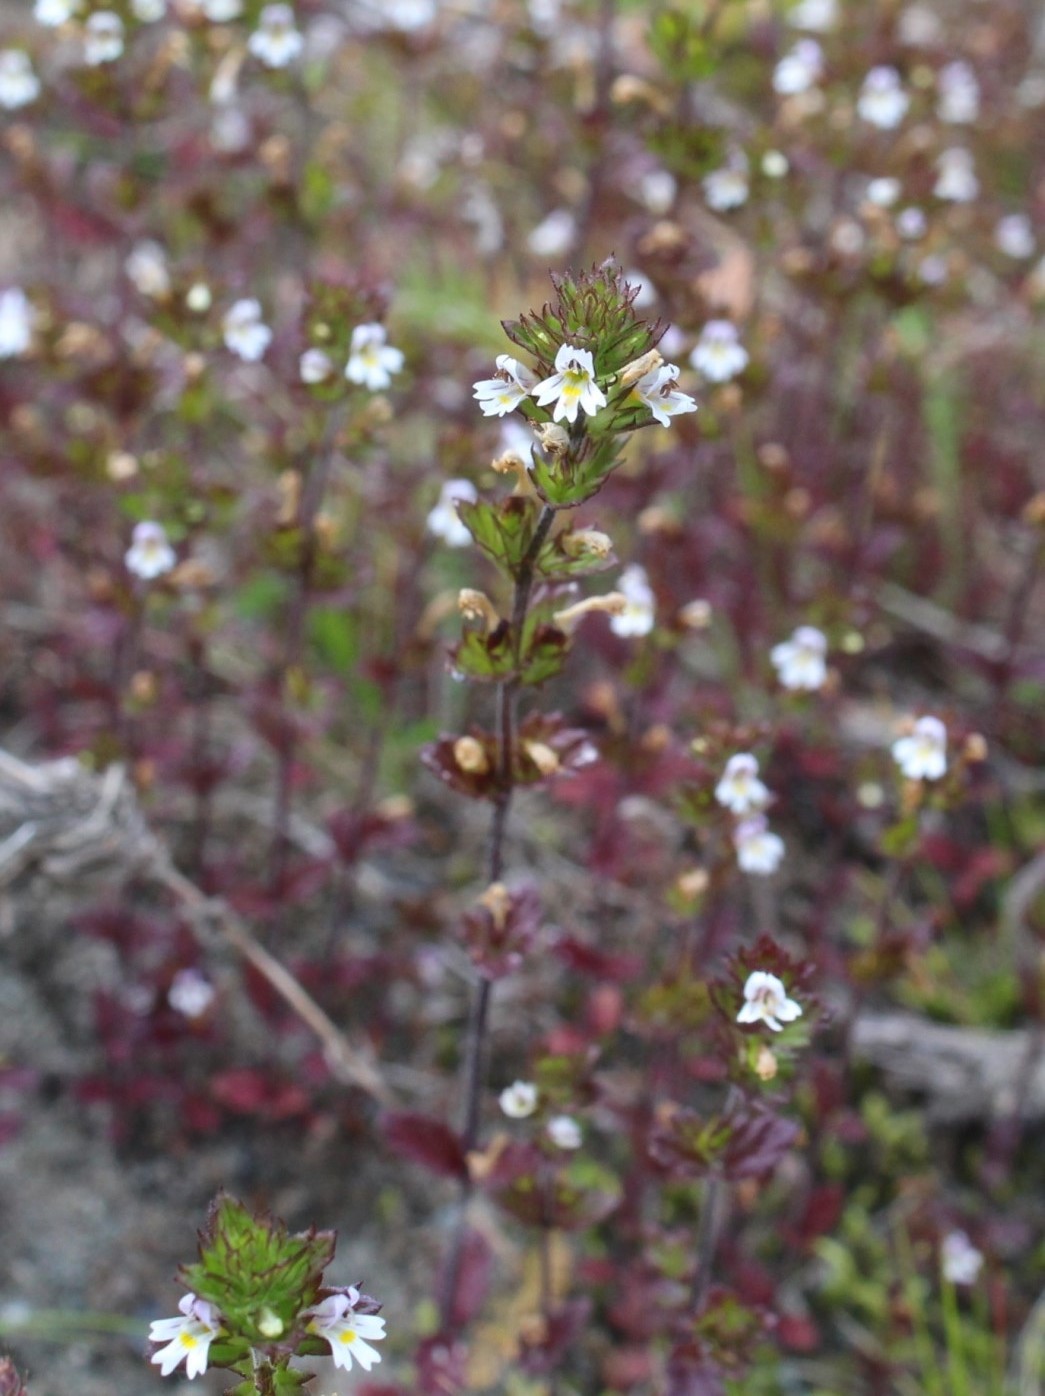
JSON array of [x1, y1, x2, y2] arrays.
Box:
[[382, 1112, 469, 1181]]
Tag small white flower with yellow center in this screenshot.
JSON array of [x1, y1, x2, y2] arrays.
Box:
[[0, 51, 41, 109], [734, 816, 786, 876], [34, 0, 79, 23], [632, 362, 697, 428], [345, 323, 404, 391], [941, 1231, 983, 1286], [426, 478, 478, 548], [300, 347, 334, 383], [149, 1293, 222, 1379], [933, 148, 978, 203], [125, 522, 177, 580], [83, 11, 124, 65], [857, 66, 909, 129], [222, 298, 272, 361], [533, 343, 607, 424], [305, 1291, 386, 1373], [737, 971, 802, 1032], [936, 60, 979, 124], [773, 39, 823, 96], [248, 4, 303, 68], [499, 1080, 538, 1118], [547, 1115, 582, 1149], [892, 715, 947, 781], [0, 288, 33, 358], [771, 625, 828, 691], [689, 320, 749, 383], [715, 753, 770, 815], [472, 354, 538, 417], [703, 159, 749, 212], [609, 564, 655, 638]]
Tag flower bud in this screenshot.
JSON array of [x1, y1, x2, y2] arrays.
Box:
[[478, 881, 511, 931], [535, 422, 570, 457], [617, 348, 663, 389], [458, 588, 500, 632], [561, 528, 613, 560], [453, 736, 490, 774], [524, 741, 560, 775], [552, 592, 627, 629]]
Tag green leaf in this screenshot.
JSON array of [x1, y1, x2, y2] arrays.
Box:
[[457, 496, 542, 573]]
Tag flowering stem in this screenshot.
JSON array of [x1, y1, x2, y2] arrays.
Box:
[[690, 1173, 724, 1314]]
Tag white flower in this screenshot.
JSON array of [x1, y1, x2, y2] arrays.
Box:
[[995, 213, 1034, 260], [426, 478, 478, 548], [0, 288, 34, 358], [703, 159, 749, 212], [248, 4, 303, 68], [936, 60, 979, 124], [787, 0, 837, 31], [771, 625, 828, 691], [34, 0, 78, 23], [734, 815, 786, 876], [305, 1292, 385, 1373], [222, 298, 272, 361], [131, 0, 167, 19], [737, 971, 802, 1032], [761, 150, 789, 178], [345, 322, 404, 391], [896, 206, 927, 239], [917, 254, 948, 286], [0, 51, 41, 109], [380, 0, 436, 30], [632, 362, 697, 427], [168, 968, 215, 1019], [892, 715, 947, 780], [897, 4, 942, 45], [149, 1293, 222, 1379], [499, 1080, 538, 1118], [866, 176, 901, 208], [300, 347, 334, 384], [857, 67, 909, 129], [933, 148, 978, 203], [715, 753, 770, 815], [689, 320, 749, 383], [533, 343, 607, 424], [84, 11, 124, 65], [941, 1231, 984, 1286], [185, 282, 212, 313], [547, 1115, 582, 1149], [527, 208, 577, 260], [773, 40, 823, 96], [125, 521, 177, 580], [472, 354, 538, 418], [125, 241, 170, 299], [201, 0, 243, 17], [609, 564, 655, 637], [637, 168, 677, 215]]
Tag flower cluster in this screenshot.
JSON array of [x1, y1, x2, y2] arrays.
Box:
[[715, 754, 785, 876]]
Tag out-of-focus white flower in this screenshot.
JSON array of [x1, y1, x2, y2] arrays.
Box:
[[547, 1115, 582, 1149], [773, 39, 823, 96], [168, 968, 215, 1019], [472, 354, 538, 418], [933, 147, 978, 202], [211, 105, 251, 153], [941, 1231, 984, 1286], [381, 0, 436, 29], [892, 715, 947, 780], [830, 218, 865, 258], [624, 269, 657, 309], [527, 208, 576, 260], [897, 4, 943, 45], [734, 815, 786, 875], [84, 11, 124, 65], [149, 1293, 222, 1379], [125, 521, 177, 580], [857, 66, 909, 129], [222, 298, 271, 361], [632, 362, 697, 427], [936, 60, 979, 124], [896, 206, 927, 239], [737, 971, 802, 1032], [689, 320, 749, 383], [304, 1292, 385, 1373], [917, 254, 948, 286], [771, 625, 828, 691], [247, 4, 303, 68], [609, 564, 655, 638], [703, 158, 750, 212], [638, 168, 677, 215], [499, 1080, 538, 1118], [426, 478, 477, 548], [533, 343, 606, 424], [126, 241, 171, 299], [345, 323, 404, 391], [762, 150, 789, 178], [787, 0, 837, 31], [0, 51, 41, 109], [300, 347, 334, 384], [715, 753, 770, 815], [131, 0, 167, 19], [34, 0, 79, 23], [866, 176, 901, 208], [185, 282, 212, 313], [0, 288, 34, 358], [994, 213, 1035, 259], [200, 0, 243, 19], [528, 0, 560, 33]]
